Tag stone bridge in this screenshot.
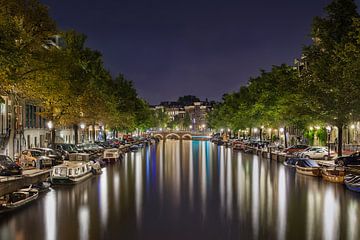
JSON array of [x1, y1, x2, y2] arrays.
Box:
[[152, 131, 211, 141]]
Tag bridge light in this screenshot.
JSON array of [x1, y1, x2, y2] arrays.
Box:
[[189, 125, 192, 129]]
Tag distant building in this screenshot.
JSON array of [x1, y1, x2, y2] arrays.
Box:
[[153, 99, 214, 131]]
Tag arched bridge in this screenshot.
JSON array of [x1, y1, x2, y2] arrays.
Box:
[[152, 131, 211, 141]]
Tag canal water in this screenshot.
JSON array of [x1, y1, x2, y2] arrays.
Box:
[[1, 140, 360, 240]]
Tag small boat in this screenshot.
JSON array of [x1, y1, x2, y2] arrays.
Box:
[[284, 157, 304, 167], [33, 182, 51, 193], [90, 161, 103, 175], [130, 145, 139, 152], [50, 161, 93, 185], [295, 159, 321, 176], [344, 174, 360, 192], [321, 167, 345, 183], [0, 186, 39, 212]]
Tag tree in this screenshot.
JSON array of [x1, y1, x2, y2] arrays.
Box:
[[0, 0, 56, 93], [301, 0, 360, 155]]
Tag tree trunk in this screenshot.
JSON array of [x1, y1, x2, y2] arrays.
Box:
[[284, 127, 288, 148], [9, 95, 16, 158], [260, 128, 263, 141], [92, 122, 96, 143], [51, 128, 55, 146], [338, 125, 343, 156], [73, 124, 79, 145]]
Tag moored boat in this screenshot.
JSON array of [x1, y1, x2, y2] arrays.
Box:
[[295, 159, 321, 176], [321, 167, 345, 183], [50, 161, 93, 185], [130, 145, 139, 152], [103, 148, 121, 163], [33, 182, 51, 193], [284, 157, 304, 167], [0, 186, 39, 213], [344, 174, 360, 192]]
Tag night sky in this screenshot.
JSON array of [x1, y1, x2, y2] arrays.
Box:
[[40, 0, 359, 104]]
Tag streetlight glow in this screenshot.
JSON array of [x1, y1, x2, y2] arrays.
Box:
[[80, 123, 85, 129], [279, 127, 284, 133], [47, 121, 53, 129]]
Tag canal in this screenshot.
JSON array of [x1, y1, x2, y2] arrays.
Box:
[[1, 140, 360, 240]]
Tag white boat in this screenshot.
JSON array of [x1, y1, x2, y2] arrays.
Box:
[[50, 161, 93, 185], [0, 186, 39, 212]]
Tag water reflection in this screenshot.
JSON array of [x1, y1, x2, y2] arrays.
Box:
[[1, 140, 360, 239], [44, 190, 56, 240]]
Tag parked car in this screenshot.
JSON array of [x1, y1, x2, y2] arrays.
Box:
[[19, 149, 52, 169], [49, 143, 81, 160], [33, 148, 64, 165], [0, 155, 22, 176], [283, 145, 309, 154], [76, 143, 104, 154], [335, 152, 360, 166], [298, 147, 330, 160]]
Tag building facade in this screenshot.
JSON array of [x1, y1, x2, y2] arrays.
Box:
[[154, 100, 213, 131]]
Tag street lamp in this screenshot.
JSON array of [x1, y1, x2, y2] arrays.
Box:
[[47, 121, 53, 145]]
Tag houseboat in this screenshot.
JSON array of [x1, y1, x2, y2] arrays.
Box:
[[103, 148, 122, 163], [50, 161, 93, 185]]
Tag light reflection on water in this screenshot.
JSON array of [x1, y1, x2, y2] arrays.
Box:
[[0, 140, 360, 239]]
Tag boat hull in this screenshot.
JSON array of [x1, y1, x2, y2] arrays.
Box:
[[296, 166, 321, 176], [51, 172, 93, 185], [321, 169, 345, 183], [345, 183, 360, 192]]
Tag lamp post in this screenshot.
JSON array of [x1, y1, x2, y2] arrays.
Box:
[[47, 121, 53, 146], [80, 123, 85, 143], [326, 126, 332, 159]]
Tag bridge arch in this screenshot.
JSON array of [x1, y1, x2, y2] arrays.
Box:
[[165, 133, 181, 140], [153, 134, 163, 140], [182, 134, 192, 140]]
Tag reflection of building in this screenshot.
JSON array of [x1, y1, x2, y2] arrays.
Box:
[[153, 100, 214, 131]]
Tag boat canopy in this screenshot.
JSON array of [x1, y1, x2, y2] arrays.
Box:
[[297, 159, 320, 167]]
